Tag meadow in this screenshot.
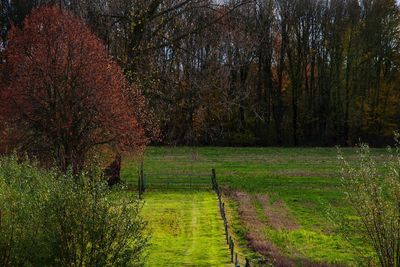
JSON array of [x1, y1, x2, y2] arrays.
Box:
[[139, 191, 229, 266], [122, 147, 386, 266]]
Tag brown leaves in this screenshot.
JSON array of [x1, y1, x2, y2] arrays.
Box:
[[0, 6, 149, 171]]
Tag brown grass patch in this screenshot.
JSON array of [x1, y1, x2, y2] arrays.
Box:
[[228, 190, 296, 266], [257, 195, 299, 231], [224, 189, 344, 267]]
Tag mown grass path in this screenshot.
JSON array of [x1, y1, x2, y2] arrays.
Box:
[[141, 191, 230, 266]]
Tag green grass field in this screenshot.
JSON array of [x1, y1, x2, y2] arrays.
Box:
[[141, 191, 229, 266], [122, 147, 386, 266]]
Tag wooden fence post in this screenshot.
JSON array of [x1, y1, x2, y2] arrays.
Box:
[[230, 236, 234, 262], [138, 174, 142, 198], [140, 161, 145, 194], [225, 226, 228, 243], [138, 169, 141, 198], [211, 168, 216, 190]]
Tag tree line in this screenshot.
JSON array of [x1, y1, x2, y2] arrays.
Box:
[[2, 0, 400, 146]]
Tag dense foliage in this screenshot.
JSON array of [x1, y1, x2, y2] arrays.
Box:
[[2, 0, 399, 146], [0, 6, 147, 172], [0, 155, 148, 267]]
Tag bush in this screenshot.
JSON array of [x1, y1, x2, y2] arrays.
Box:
[[0, 155, 148, 267], [337, 138, 400, 267]]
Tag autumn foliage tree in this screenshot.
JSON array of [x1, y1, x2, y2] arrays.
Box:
[[0, 6, 147, 173]]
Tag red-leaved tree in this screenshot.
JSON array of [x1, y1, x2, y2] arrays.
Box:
[[0, 6, 148, 173]]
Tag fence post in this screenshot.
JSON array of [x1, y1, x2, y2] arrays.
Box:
[[140, 161, 145, 193], [230, 236, 234, 262], [211, 168, 216, 190], [225, 221, 228, 244], [138, 168, 142, 198]]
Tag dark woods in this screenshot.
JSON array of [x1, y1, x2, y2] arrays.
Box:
[[2, 0, 400, 146]]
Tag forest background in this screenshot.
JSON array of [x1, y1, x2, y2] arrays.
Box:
[[2, 0, 399, 147]]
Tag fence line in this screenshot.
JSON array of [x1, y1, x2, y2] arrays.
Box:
[[144, 172, 211, 177], [211, 169, 251, 267], [137, 163, 212, 196], [137, 163, 252, 266]]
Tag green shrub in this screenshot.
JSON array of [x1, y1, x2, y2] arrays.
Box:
[[337, 138, 400, 267], [0, 155, 148, 267]]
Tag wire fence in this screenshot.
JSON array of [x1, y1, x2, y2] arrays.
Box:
[[137, 162, 212, 197], [212, 169, 251, 267], [137, 163, 254, 266]]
